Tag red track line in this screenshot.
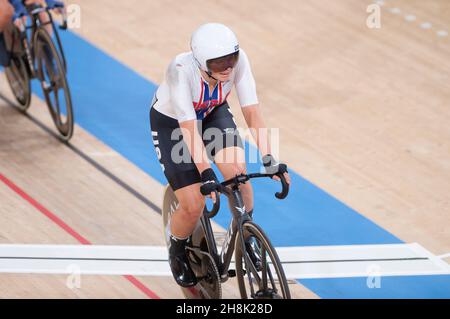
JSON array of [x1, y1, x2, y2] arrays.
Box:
[[0, 173, 160, 299]]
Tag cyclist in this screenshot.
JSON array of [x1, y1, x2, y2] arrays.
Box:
[[0, 0, 14, 66], [0, 0, 13, 31], [9, 0, 64, 21], [150, 23, 291, 287], [0, 0, 64, 67]]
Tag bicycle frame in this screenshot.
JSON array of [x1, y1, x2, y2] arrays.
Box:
[[13, 4, 67, 78], [195, 185, 252, 281], [192, 172, 288, 282]]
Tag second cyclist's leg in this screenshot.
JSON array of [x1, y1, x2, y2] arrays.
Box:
[[0, 0, 13, 32], [0, 0, 13, 67]]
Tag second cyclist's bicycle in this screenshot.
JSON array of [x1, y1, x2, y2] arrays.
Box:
[[4, 2, 74, 141]]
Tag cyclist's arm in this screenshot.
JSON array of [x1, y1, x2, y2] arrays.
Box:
[[179, 119, 212, 174], [234, 49, 272, 156], [236, 49, 290, 183], [8, 0, 27, 21], [0, 0, 14, 31], [241, 105, 272, 157], [21, 0, 64, 9], [242, 105, 290, 184], [168, 62, 212, 174], [44, 0, 64, 9]]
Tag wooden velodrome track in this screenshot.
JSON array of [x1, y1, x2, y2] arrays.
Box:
[[0, 0, 449, 298]]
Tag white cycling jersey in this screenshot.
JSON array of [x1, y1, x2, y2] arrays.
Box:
[[152, 48, 258, 122]]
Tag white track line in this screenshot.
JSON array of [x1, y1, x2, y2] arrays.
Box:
[[0, 243, 448, 279], [437, 253, 450, 260], [374, 0, 448, 38], [404, 15, 416, 22], [420, 22, 433, 30], [389, 8, 401, 14]]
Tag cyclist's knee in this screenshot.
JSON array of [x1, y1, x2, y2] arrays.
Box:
[[240, 181, 253, 197], [0, 1, 13, 31], [179, 195, 205, 220], [229, 163, 246, 177]]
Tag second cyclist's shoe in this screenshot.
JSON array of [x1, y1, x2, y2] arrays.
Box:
[[168, 235, 198, 287]]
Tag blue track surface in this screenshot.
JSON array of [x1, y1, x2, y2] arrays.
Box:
[[23, 31, 450, 298]]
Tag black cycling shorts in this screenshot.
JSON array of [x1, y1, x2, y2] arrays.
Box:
[[150, 102, 243, 191]]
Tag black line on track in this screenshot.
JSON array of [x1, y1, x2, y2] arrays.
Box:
[[0, 256, 429, 264], [278, 257, 429, 264], [0, 93, 161, 214]]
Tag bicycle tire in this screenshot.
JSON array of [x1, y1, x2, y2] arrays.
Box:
[[235, 221, 291, 299], [34, 27, 74, 141], [4, 39, 31, 111]]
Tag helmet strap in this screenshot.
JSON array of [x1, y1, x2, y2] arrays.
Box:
[[206, 70, 217, 81]]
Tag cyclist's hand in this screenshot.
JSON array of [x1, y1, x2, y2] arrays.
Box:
[[25, 0, 64, 13], [200, 168, 220, 203], [262, 154, 291, 184], [24, 0, 46, 6], [13, 16, 26, 29]]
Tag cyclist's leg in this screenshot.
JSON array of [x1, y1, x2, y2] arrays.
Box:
[[150, 107, 205, 236], [0, 32, 10, 66], [203, 102, 253, 213], [215, 146, 253, 212], [3, 21, 19, 55], [0, 0, 13, 66], [203, 103, 262, 267], [172, 183, 204, 238], [150, 105, 203, 287], [0, 0, 14, 32]]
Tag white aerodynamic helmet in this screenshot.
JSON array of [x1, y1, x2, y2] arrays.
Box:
[[191, 23, 240, 73]]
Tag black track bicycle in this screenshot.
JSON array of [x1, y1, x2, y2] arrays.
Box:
[[162, 172, 291, 299], [4, 2, 74, 141]]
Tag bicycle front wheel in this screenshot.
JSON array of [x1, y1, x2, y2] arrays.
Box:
[[235, 221, 291, 299], [34, 27, 74, 142]]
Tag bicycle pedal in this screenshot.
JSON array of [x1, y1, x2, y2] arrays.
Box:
[[227, 269, 236, 278]]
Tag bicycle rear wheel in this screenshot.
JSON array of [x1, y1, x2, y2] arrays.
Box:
[[235, 221, 291, 299], [4, 54, 31, 111], [162, 185, 221, 299], [34, 27, 74, 141]]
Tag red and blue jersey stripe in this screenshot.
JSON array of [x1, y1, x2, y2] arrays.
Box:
[[193, 80, 225, 120]]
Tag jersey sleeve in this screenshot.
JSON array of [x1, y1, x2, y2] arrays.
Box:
[[9, 0, 27, 20], [234, 48, 258, 108], [167, 61, 197, 122], [46, 0, 65, 9]]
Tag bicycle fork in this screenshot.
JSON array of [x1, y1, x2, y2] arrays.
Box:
[[220, 188, 253, 278], [13, 22, 36, 79]]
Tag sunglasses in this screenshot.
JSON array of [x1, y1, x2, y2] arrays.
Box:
[[206, 51, 240, 73]]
